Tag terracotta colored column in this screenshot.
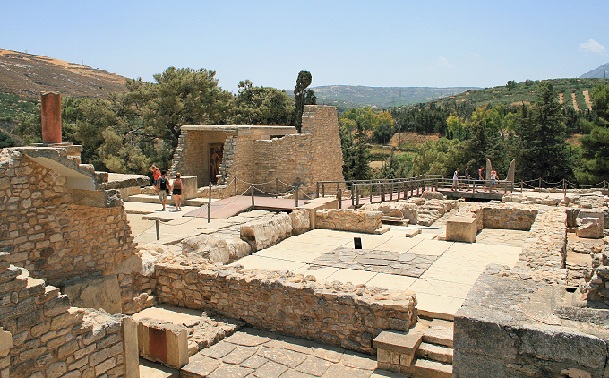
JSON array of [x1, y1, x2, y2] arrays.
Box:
[[41, 92, 62, 144]]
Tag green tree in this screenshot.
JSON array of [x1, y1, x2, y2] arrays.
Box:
[[148, 67, 232, 145], [517, 82, 572, 182], [576, 83, 609, 184], [294, 70, 315, 133], [232, 80, 294, 125]]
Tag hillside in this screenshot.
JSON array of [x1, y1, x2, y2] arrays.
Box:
[[430, 78, 607, 110], [0, 48, 127, 98], [580, 63, 609, 79], [312, 85, 479, 109]]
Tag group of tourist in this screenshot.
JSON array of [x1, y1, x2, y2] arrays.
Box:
[[451, 165, 500, 193], [149, 165, 183, 211]]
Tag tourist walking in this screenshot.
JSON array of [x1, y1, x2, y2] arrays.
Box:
[[451, 169, 459, 191], [172, 173, 183, 211], [156, 170, 172, 211]]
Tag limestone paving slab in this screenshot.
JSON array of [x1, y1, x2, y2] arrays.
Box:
[[181, 328, 384, 377], [408, 239, 454, 256], [230, 255, 308, 272], [365, 273, 416, 291], [326, 268, 378, 286], [294, 266, 340, 282]]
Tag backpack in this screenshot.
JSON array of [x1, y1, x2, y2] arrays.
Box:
[[159, 177, 168, 192]]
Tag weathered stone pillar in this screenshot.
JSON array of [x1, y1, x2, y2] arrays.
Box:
[[41, 91, 62, 144]]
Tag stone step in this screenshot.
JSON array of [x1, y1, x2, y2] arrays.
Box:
[[415, 342, 453, 364], [422, 319, 454, 348], [403, 358, 453, 378], [374, 329, 424, 371]]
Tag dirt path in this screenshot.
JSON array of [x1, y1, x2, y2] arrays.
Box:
[[583, 90, 593, 110], [571, 92, 580, 111]]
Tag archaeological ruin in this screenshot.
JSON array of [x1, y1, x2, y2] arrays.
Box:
[[1, 98, 608, 377]]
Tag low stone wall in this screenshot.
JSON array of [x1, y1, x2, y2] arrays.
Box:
[[315, 209, 382, 234], [0, 252, 137, 377], [520, 208, 568, 282], [454, 272, 608, 378], [154, 265, 416, 354], [482, 206, 538, 230]]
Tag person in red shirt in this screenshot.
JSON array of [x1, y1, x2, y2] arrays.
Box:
[[150, 164, 161, 186]]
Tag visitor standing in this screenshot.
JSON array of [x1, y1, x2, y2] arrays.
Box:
[[478, 166, 485, 181], [172, 173, 183, 211], [150, 165, 161, 186], [156, 170, 172, 211], [451, 169, 459, 191], [490, 169, 499, 193]]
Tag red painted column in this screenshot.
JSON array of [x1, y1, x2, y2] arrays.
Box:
[[41, 92, 62, 144]]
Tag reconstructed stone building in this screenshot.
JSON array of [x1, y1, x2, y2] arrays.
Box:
[[170, 105, 345, 194]]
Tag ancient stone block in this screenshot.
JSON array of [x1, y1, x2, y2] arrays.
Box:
[[446, 216, 477, 243], [576, 209, 604, 239], [182, 234, 251, 263], [63, 275, 122, 314], [240, 213, 292, 251]]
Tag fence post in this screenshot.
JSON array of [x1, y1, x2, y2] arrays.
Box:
[[156, 218, 160, 240], [234, 176, 237, 196], [538, 177, 542, 191], [351, 184, 355, 207], [276, 178, 279, 198], [390, 182, 393, 201], [294, 185, 299, 208], [316, 182, 320, 198], [322, 183, 325, 198], [208, 183, 212, 223], [251, 185, 255, 207], [370, 183, 373, 204], [381, 183, 385, 202], [337, 188, 342, 209]]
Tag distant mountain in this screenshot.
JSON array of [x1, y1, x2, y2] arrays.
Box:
[[580, 63, 609, 79], [311, 85, 480, 109], [0, 48, 127, 98]]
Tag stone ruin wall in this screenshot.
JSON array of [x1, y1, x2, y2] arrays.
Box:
[[301, 105, 345, 191], [216, 105, 344, 196], [452, 206, 609, 377], [0, 149, 143, 313], [154, 264, 416, 354], [0, 251, 136, 378]]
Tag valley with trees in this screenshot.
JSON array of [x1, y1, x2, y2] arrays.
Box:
[[1, 49, 609, 187]]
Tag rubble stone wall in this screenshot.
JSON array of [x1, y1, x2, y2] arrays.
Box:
[[0, 252, 129, 377], [0, 149, 140, 312], [154, 265, 416, 354]]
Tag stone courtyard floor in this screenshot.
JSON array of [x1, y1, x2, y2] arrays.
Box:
[[232, 227, 524, 320]]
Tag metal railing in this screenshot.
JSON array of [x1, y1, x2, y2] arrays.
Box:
[[316, 175, 443, 207]]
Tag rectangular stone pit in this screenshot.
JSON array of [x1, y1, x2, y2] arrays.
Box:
[[137, 318, 189, 369], [446, 216, 477, 243]]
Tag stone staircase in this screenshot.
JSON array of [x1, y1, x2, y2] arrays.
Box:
[[374, 316, 454, 377]]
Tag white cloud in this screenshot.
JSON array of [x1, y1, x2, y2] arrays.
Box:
[[580, 39, 606, 55], [436, 56, 454, 68]]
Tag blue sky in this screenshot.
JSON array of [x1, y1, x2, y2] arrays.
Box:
[[2, 1, 608, 91]]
